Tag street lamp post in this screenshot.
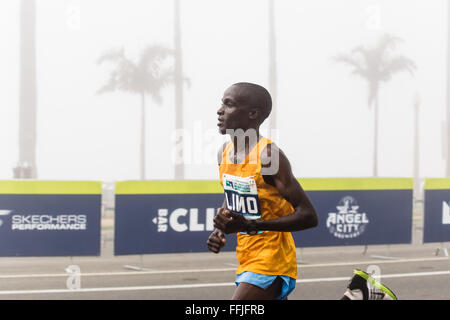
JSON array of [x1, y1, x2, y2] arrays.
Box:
[[16, 0, 37, 179], [413, 92, 421, 199], [268, 0, 277, 134], [446, 0, 450, 176]]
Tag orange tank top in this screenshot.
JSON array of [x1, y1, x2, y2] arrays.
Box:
[[219, 136, 298, 279]]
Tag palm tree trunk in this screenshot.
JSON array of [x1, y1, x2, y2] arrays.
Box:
[[17, 0, 37, 179], [268, 0, 277, 134], [140, 93, 146, 180], [373, 93, 379, 177], [174, 0, 184, 179]]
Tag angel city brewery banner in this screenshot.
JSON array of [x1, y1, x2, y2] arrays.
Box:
[[0, 181, 102, 256], [114, 178, 413, 255], [291, 178, 413, 247]]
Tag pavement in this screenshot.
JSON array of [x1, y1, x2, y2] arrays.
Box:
[[0, 226, 448, 300]]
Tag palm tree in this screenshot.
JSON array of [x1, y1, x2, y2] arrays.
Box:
[[97, 45, 174, 180], [334, 34, 416, 176]]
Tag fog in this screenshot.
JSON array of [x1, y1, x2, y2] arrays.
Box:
[[0, 0, 448, 181]]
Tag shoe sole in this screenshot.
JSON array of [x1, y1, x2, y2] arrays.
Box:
[[354, 269, 397, 300]]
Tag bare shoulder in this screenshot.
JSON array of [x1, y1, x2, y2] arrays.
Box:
[[261, 141, 294, 178], [261, 142, 289, 166]]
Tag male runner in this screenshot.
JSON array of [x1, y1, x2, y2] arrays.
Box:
[[207, 82, 397, 301], [208, 82, 317, 300]]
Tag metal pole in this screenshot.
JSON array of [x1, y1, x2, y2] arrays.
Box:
[[413, 92, 421, 199], [18, 0, 37, 179], [140, 93, 146, 180], [268, 0, 277, 135], [174, 0, 184, 179], [446, 1, 450, 176]]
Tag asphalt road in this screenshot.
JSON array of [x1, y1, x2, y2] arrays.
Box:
[[0, 239, 448, 300]]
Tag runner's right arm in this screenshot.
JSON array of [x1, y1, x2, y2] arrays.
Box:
[[206, 144, 229, 254], [207, 199, 227, 253]]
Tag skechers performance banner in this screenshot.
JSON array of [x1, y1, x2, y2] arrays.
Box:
[[114, 178, 413, 255], [0, 181, 102, 256], [423, 178, 450, 243]]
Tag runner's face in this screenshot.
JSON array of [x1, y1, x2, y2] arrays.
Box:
[[217, 86, 252, 135]]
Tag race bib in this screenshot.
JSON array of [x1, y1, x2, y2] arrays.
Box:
[[223, 174, 262, 234]]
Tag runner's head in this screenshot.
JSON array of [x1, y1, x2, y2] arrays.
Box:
[[217, 82, 272, 135]]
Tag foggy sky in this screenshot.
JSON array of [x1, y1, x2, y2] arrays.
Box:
[[0, 0, 447, 181]]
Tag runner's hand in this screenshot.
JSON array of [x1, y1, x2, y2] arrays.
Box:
[[207, 229, 226, 253], [214, 209, 247, 234]]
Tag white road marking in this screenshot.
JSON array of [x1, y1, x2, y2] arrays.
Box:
[[0, 269, 449, 295], [298, 256, 449, 268], [368, 255, 402, 260], [0, 256, 447, 279], [296, 270, 450, 283], [0, 267, 236, 279]]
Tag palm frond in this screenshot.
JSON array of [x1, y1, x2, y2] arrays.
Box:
[[334, 53, 368, 79], [97, 43, 177, 103], [97, 46, 135, 94], [335, 34, 416, 83], [139, 44, 173, 69], [115, 59, 139, 93], [96, 71, 118, 94], [142, 68, 174, 105], [379, 55, 417, 82], [351, 45, 370, 56], [375, 34, 404, 55], [334, 33, 416, 110], [96, 47, 125, 65]]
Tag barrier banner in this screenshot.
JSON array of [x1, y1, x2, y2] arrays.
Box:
[[114, 181, 235, 255], [115, 178, 413, 255], [292, 178, 413, 247], [423, 178, 450, 243], [0, 181, 102, 256]]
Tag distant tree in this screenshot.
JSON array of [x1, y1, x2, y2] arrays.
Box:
[[334, 34, 416, 176], [97, 45, 174, 180]]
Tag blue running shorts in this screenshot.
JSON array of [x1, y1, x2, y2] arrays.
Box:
[[235, 271, 296, 300]]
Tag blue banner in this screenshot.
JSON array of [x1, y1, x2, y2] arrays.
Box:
[[115, 193, 236, 255], [0, 181, 102, 256], [292, 189, 412, 247], [423, 179, 450, 243]]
